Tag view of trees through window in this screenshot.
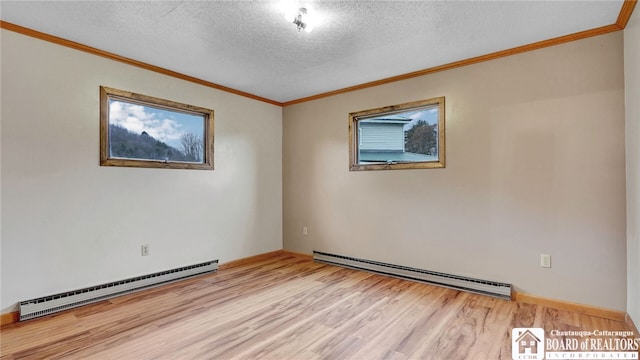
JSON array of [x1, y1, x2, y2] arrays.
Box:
[[100, 86, 214, 170], [107, 99, 205, 163], [109, 124, 203, 162], [357, 105, 439, 164], [405, 119, 438, 156], [350, 97, 444, 171]]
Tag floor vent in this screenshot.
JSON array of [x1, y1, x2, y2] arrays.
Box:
[[313, 251, 512, 300], [19, 260, 218, 321]]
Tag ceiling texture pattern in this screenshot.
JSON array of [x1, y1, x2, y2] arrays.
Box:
[[0, 1, 628, 104]]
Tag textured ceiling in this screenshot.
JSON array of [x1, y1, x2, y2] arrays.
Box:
[[0, 1, 625, 103]]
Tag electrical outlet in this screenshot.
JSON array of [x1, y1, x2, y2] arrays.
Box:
[[540, 254, 551, 268], [141, 245, 149, 256], [303, 227, 308, 236]]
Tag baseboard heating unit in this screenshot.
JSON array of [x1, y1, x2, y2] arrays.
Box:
[[19, 260, 218, 321], [313, 251, 512, 300]]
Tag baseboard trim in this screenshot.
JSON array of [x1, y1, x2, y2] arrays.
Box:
[[218, 250, 290, 270], [281, 250, 313, 260], [626, 313, 640, 336], [1, 311, 19, 326], [218, 250, 314, 270], [514, 291, 626, 322]]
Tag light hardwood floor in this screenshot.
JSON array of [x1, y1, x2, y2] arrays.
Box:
[[0, 252, 636, 359]]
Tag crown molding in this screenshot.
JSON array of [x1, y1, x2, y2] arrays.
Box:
[[0, 20, 284, 107], [2, 0, 636, 107]]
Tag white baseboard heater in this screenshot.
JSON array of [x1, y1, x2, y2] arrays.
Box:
[[313, 251, 512, 300], [19, 260, 218, 321]]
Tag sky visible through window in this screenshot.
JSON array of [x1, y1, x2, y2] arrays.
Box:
[[109, 99, 204, 149], [400, 106, 438, 131]]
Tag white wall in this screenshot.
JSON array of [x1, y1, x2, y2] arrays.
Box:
[[283, 32, 627, 310], [0, 30, 283, 314], [625, 8, 640, 325]]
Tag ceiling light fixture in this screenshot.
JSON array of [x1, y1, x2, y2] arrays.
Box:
[[285, 7, 314, 33]]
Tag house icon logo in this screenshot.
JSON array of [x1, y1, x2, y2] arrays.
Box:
[[512, 328, 545, 359]]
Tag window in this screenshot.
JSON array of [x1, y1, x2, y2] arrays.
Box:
[[349, 97, 445, 171], [100, 86, 214, 170]]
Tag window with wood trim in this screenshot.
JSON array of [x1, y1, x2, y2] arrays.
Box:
[[349, 97, 445, 171], [100, 86, 214, 170]]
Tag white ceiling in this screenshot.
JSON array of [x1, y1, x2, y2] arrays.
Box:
[[0, 1, 625, 103]]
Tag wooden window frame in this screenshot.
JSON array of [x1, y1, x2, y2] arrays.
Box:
[[349, 97, 445, 171], [100, 86, 214, 170]]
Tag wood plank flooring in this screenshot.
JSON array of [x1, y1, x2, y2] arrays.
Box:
[[1, 252, 636, 359]]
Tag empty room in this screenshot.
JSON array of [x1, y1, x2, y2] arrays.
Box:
[[1, 1, 639, 359]]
